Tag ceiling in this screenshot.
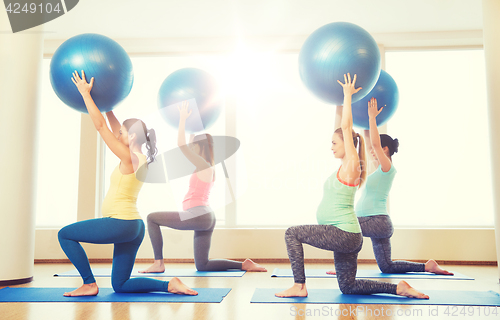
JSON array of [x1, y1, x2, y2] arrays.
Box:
[[39, 0, 483, 40]]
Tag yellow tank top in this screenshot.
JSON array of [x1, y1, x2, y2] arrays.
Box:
[[101, 152, 146, 220]]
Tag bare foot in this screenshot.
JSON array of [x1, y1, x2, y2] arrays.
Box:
[[425, 259, 454, 275], [242, 259, 267, 272], [396, 281, 429, 299], [167, 277, 198, 295], [63, 283, 99, 297], [138, 260, 165, 273], [326, 269, 336, 275], [275, 283, 308, 298]]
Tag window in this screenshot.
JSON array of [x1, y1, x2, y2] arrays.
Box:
[[385, 49, 493, 227], [101, 52, 346, 227], [99, 49, 494, 228], [35, 59, 81, 227], [233, 52, 340, 226], [102, 56, 227, 223]]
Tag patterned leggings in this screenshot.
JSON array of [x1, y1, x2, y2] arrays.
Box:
[[284, 225, 397, 295], [359, 215, 425, 273]]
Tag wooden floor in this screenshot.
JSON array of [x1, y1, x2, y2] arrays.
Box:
[[1, 262, 499, 320]]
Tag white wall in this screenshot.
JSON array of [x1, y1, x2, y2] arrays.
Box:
[[35, 227, 496, 262], [35, 29, 496, 263]]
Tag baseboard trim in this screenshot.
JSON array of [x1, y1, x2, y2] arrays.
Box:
[[0, 276, 33, 286], [34, 258, 498, 266]]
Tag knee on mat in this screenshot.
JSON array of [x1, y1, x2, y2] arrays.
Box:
[[379, 265, 395, 274], [111, 281, 126, 293], [195, 262, 210, 272], [338, 283, 356, 295]]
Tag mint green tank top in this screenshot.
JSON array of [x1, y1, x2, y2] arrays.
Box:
[[355, 165, 396, 217], [316, 169, 361, 233]]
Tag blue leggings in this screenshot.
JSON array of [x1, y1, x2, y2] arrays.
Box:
[[58, 218, 169, 293]]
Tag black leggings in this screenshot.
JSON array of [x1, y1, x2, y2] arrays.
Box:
[[147, 206, 243, 271], [359, 215, 425, 273], [284, 225, 397, 295]]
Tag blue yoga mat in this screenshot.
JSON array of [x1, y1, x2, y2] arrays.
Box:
[[0, 287, 231, 303], [251, 288, 500, 306], [54, 268, 245, 278], [271, 268, 473, 280]]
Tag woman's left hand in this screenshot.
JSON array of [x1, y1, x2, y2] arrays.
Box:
[[71, 70, 94, 96], [178, 100, 192, 121], [368, 97, 383, 119]]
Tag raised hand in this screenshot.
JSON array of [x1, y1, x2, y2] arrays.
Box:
[[177, 100, 192, 122], [337, 73, 362, 97], [71, 70, 94, 95], [368, 97, 383, 119]]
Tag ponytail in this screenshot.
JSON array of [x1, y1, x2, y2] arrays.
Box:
[[356, 133, 366, 187], [334, 128, 366, 188], [380, 134, 399, 157], [193, 133, 215, 166], [145, 128, 158, 164], [193, 133, 215, 180], [123, 118, 158, 164]]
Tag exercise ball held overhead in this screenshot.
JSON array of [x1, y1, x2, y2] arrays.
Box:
[[50, 33, 134, 113], [157, 68, 222, 133], [352, 70, 399, 130], [299, 22, 381, 105]]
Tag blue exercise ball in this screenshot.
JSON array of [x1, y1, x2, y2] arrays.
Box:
[[299, 22, 381, 105], [352, 70, 399, 130], [50, 33, 133, 113], [157, 68, 222, 134]]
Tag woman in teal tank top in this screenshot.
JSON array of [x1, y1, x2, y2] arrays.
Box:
[[276, 74, 428, 299], [328, 97, 452, 275]]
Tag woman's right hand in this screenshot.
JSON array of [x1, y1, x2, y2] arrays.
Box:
[[337, 73, 362, 97], [368, 97, 383, 119], [177, 100, 192, 122]]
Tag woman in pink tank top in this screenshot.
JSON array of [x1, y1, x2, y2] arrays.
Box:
[[140, 101, 267, 273]]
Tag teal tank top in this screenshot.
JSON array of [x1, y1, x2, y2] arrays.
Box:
[[316, 169, 361, 233], [355, 165, 396, 217]]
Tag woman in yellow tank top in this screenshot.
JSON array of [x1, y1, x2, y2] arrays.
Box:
[[57, 70, 197, 297]]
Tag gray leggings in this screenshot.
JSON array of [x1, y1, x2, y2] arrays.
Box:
[[359, 215, 425, 273], [285, 225, 397, 295], [147, 206, 243, 271]]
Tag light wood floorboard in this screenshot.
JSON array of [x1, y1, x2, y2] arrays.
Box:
[[1, 262, 499, 320]]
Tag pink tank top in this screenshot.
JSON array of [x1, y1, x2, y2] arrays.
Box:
[[182, 172, 214, 210]]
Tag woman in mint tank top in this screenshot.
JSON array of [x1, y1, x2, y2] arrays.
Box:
[[140, 101, 267, 274], [276, 74, 428, 299], [328, 97, 453, 275]]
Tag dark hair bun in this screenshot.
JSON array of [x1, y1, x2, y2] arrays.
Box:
[[392, 138, 399, 153]]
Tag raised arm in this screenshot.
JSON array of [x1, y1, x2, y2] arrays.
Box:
[[364, 129, 373, 158], [364, 129, 377, 175], [177, 101, 211, 171], [368, 97, 392, 172], [334, 105, 343, 130], [105, 111, 121, 138], [72, 71, 134, 171], [336, 73, 362, 184]]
